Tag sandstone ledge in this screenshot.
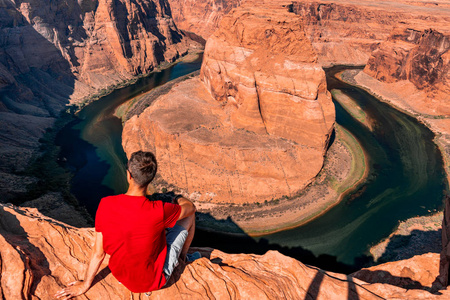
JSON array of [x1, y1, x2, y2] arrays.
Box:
[[1, 203, 450, 299]]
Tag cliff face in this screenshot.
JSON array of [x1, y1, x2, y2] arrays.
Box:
[[165, 0, 450, 67], [0, 0, 192, 201], [122, 2, 335, 204], [363, 28, 450, 114], [167, 0, 243, 38], [2, 203, 450, 299]]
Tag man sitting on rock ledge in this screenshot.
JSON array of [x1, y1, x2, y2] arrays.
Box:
[[56, 151, 197, 298]]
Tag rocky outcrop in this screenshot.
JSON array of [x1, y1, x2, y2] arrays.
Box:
[[0, 0, 193, 202], [168, 0, 243, 39], [2, 203, 450, 299], [122, 2, 335, 204], [362, 27, 450, 115], [437, 196, 450, 288]]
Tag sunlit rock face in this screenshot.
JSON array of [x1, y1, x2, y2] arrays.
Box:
[[0, 0, 191, 201], [363, 28, 450, 114], [167, 0, 243, 39], [291, 0, 450, 67], [166, 0, 450, 68], [2, 203, 450, 299], [122, 2, 335, 204]]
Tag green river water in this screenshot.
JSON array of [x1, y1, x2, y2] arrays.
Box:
[[56, 62, 447, 273]]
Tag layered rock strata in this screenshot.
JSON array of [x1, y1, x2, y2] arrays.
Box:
[[167, 0, 450, 67], [0, 0, 192, 202], [291, 0, 449, 66], [362, 27, 450, 116], [342, 26, 450, 289], [2, 203, 450, 299], [123, 2, 335, 203], [168, 0, 243, 38]]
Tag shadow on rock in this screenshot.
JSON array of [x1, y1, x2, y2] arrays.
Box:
[[192, 212, 374, 275], [376, 229, 442, 264], [0, 206, 50, 296]]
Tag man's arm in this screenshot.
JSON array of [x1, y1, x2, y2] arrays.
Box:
[[55, 231, 106, 299], [174, 196, 196, 220]]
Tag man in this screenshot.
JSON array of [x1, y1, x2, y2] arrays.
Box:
[[55, 151, 197, 298]]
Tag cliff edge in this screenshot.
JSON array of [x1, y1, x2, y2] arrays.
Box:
[[2, 203, 450, 299]]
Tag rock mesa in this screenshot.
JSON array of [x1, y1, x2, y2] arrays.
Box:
[[123, 2, 335, 204]]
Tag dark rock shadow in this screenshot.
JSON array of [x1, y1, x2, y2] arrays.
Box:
[[353, 269, 427, 290], [91, 266, 112, 288], [1, 0, 79, 202], [376, 229, 441, 264], [0, 206, 50, 296], [347, 275, 361, 300], [304, 270, 325, 300], [192, 212, 373, 275]]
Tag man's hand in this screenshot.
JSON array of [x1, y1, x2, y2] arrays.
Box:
[[54, 280, 89, 299], [55, 231, 105, 299]]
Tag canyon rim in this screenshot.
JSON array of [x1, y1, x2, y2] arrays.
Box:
[[1, 0, 450, 298]]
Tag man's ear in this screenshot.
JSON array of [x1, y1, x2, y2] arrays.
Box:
[[126, 170, 133, 183]]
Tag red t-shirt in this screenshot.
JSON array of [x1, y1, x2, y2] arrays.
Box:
[[95, 194, 181, 293]]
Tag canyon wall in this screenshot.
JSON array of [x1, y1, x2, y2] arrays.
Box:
[[122, 2, 335, 204], [1, 203, 450, 299], [168, 0, 243, 39], [355, 27, 450, 290], [0, 0, 193, 203], [167, 0, 450, 67], [362, 27, 450, 116], [291, 0, 450, 66]]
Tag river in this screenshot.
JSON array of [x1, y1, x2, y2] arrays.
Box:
[[56, 61, 447, 273]]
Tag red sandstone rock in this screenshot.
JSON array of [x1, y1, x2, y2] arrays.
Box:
[[168, 0, 243, 39], [352, 253, 440, 289], [363, 27, 450, 115], [437, 196, 450, 287], [167, 0, 450, 67], [123, 2, 335, 204], [2, 203, 450, 299], [0, 0, 193, 204]]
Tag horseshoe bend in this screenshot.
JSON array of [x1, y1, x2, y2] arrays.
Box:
[[1, 0, 450, 298], [122, 3, 336, 205]]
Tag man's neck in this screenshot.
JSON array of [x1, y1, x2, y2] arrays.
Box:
[[125, 184, 146, 197]]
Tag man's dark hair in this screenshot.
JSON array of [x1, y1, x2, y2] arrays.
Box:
[[127, 151, 157, 187]]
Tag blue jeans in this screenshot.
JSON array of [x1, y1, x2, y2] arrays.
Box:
[[163, 224, 188, 282]]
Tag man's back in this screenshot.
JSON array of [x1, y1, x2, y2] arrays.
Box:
[[95, 194, 180, 292]]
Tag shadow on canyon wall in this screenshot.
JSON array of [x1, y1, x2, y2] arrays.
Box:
[[1, 0, 77, 197], [0, 0, 78, 118]]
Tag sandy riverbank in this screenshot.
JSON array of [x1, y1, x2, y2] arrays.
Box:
[[340, 69, 450, 185], [193, 123, 369, 236], [338, 69, 449, 260]]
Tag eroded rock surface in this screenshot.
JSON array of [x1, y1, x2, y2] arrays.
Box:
[[291, 0, 449, 66], [166, 0, 450, 67], [168, 0, 243, 39], [123, 2, 335, 204], [363, 27, 450, 115], [2, 203, 450, 299], [0, 0, 192, 205]]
